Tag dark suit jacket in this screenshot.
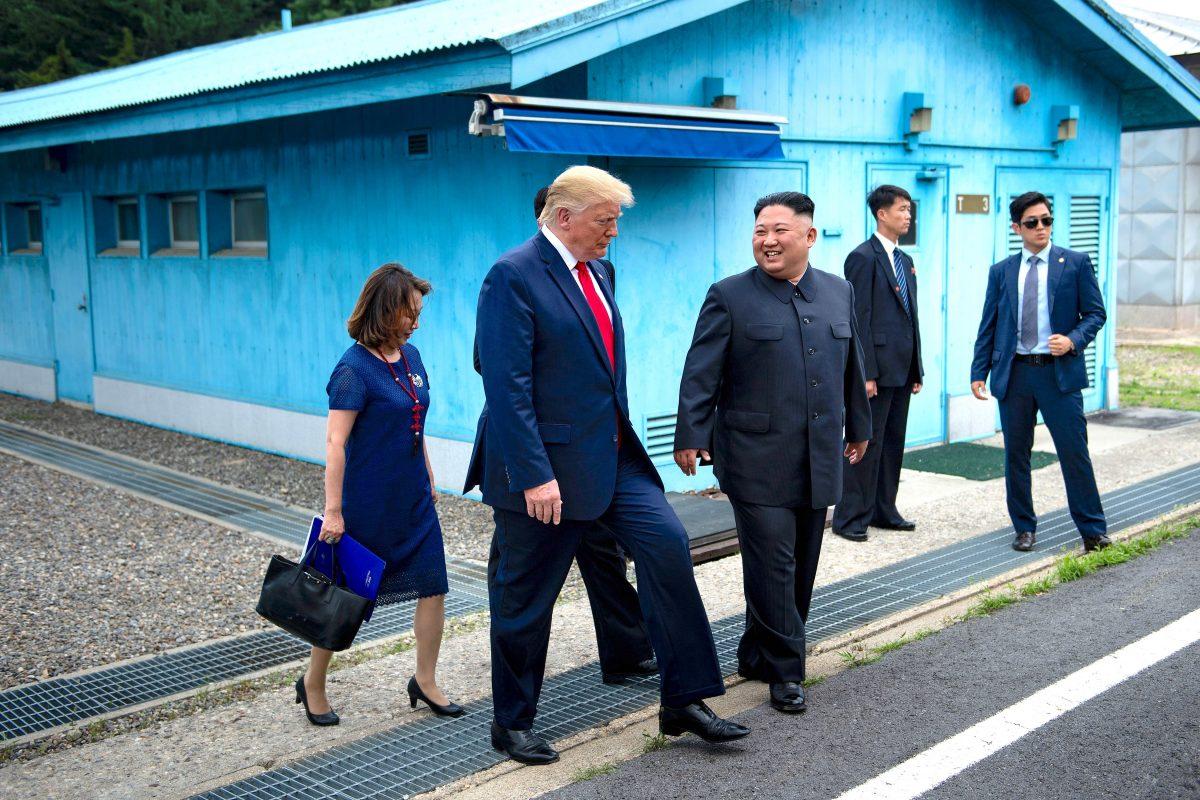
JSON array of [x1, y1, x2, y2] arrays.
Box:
[[673, 266, 872, 509], [970, 245, 1106, 400], [844, 236, 924, 387], [464, 233, 658, 520]]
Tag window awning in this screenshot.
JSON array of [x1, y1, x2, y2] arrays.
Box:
[[468, 94, 786, 160]]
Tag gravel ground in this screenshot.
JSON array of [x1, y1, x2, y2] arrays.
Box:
[[0, 454, 277, 689], [0, 393, 495, 562]]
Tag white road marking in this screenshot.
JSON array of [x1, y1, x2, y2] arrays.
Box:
[[833, 606, 1200, 800]]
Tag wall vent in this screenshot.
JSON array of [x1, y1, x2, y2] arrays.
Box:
[[406, 131, 430, 157], [643, 413, 678, 462]]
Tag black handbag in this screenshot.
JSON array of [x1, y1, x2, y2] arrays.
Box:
[[255, 541, 370, 651]]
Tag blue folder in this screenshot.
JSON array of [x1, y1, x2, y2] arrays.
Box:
[[303, 516, 386, 621]]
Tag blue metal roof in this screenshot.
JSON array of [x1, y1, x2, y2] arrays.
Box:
[[0, 0, 654, 129]]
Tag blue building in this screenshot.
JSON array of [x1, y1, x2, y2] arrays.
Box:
[[1, 0, 1197, 492]]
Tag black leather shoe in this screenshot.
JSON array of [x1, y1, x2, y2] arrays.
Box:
[[295, 676, 339, 726], [1083, 534, 1113, 552], [1012, 531, 1036, 552], [602, 657, 658, 685], [873, 518, 917, 531], [407, 676, 465, 718], [490, 722, 559, 765], [769, 682, 807, 713], [659, 701, 750, 743], [835, 529, 869, 543]]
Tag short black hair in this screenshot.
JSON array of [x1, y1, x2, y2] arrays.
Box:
[[533, 186, 550, 220], [867, 184, 912, 220], [1010, 191, 1052, 223], [753, 191, 814, 220]]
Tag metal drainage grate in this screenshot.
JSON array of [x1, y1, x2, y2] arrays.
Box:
[[0, 572, 487, 742], [0, 421, 490, 742], [194, 461, 1200, 800]]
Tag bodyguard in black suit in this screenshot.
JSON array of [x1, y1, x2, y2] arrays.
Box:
[[971, 192, 1110, 553], [833, 185, 924, 542], [674, 192, 872, 714]]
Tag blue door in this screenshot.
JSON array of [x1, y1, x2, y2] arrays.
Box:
[[44, 193, 95, 403], [607, 161, 808, 491], [995, 169, 1111, 411], [867, 164, 949, 446]]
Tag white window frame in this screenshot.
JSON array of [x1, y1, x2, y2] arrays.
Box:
[[168, 195, 200, 250], [115, 197, 140, 249], [230, 191, 267, 250]]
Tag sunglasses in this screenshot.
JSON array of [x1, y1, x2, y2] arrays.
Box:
[[1019, 215, 1054, 230]]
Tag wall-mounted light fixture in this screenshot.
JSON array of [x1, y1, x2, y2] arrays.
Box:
[[902, 92, 933, 151], [703, 77, 740, 110], [1013, 84, 1031, 106], [1051, 104, 1079, 156]]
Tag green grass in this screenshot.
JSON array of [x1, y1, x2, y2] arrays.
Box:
[[571, 762, 617, 782], [1119, 345, 1200, 412], [801, 675, 825, 688], [962, 589, 1021, 619], [838, 628, 936, 669], [641, 732, 672, 754]]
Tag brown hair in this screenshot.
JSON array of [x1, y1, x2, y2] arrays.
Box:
[[346, 263, 432, 349]]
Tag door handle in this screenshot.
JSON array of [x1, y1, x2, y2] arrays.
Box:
[[77, 294, 88, 312]]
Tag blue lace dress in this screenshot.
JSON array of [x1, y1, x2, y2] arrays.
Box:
[[326, 342, 449, 604]]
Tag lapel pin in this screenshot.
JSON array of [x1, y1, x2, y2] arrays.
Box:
[[1058, 257, 1065, 263]]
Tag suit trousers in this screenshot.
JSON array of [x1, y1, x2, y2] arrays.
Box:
[[998, 361, 1106, 539], [833, 384, 911, 533], [488, 444, 724, 730], [575, 528, 654, 672], [730, 498, 826, 683]]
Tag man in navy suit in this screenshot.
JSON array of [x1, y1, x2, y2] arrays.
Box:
[[971, 191, 1110, 553], [466, 166, 748, 765], [833, 185, 924, 542]]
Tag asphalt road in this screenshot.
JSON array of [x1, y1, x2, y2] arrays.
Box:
[[545, 531, 1200, 800]]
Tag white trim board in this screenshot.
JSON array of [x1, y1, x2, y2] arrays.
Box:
[[92, 375, 475, 492], [0, 359, 56, 402]]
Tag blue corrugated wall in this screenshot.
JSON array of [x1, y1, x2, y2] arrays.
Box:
[[0, 0, 1125, 492]]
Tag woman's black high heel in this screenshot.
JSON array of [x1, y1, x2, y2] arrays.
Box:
[[295, 676, 340, 726], [407, 675, 465, 718]]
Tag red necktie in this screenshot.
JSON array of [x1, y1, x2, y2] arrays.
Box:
[[575, 262, 615, 371]]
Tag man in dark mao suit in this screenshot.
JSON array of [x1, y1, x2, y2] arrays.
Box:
[[833, 185, 924, 542], [674, 191, 872, 714], [467, 166, 748, 766], [971, 191, 1109, 553]]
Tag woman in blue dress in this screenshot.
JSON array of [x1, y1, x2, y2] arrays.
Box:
[[295, 263, 463, 726]]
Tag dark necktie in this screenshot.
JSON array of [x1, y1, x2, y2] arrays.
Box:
[[575, 262, 615, 370], [1021, 255, 1040, 351], [893, 248, 911, 316]]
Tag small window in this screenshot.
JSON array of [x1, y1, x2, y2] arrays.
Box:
[[407, 131, 430, 157], [116, 198, 140, 249], [26, 205, 43, 251], [169, 196, 200, 250], [231, 191, 267, 253], [898, 198, 917, 247]]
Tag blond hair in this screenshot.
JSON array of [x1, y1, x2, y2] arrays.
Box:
[[537, 165, 634, 227]]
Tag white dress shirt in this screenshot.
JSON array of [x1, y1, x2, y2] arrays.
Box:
[[541, 225, 613, 322], [1016, 243, 1053, 355], [874, 230, 899, 264]]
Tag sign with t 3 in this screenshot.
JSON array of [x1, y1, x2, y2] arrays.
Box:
[[303, 516, 386, 620]]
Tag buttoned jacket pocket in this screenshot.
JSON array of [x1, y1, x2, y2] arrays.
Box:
[[745, 323, 784, 341], [831, 321, 852, 339], [722, 410, 770, 433]]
